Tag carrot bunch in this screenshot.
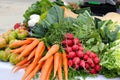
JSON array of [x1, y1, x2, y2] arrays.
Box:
[[10, 38, 68, 80]]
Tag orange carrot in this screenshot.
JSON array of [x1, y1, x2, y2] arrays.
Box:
[[46, 63, 53, 80], [27, 61, 44, 80], [26, 37, 37, 41], [39, 44, 59, 62], [16, 57, 28, 66], [40, 56, 53, 80], [17, 39, 39, 59], [33, 41, 45, 62], [27, 47, 36, 60], [21, 61, 38, 80], [53, 52, 60, 78], [11, 45, 27, 54], [62, 52, 68, 80], [58, 53, 63, 80], [13, 61, 30, 73], [9, 39, 33, 48]]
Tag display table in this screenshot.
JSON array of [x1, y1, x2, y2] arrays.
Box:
[[0, 61, 120, 80]]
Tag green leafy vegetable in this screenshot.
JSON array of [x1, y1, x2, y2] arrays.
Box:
[[23, 0, 53, 21], [29, 5, 64, 38], [97, 20, 120, 43], [100, 40, 120, 78]]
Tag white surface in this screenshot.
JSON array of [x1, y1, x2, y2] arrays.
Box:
[[0, 61, 24, 80], [0, 62, 120, 80]]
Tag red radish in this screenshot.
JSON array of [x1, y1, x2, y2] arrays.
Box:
[[91, 63, 95, 68], [67, 51, 76, 59], [73, 57, 80, 65], [73, 38, 79, 44], [66, 40, 73, 46], [90, 69, 97, 74], [72, 45, 79, 51], [79, 60, 85, 68], [93, 57, 100, 64], [83, 55, 89, 61], [62, 39, 66, 45], [78, 46, 84, 51], [65, 47, 72, 53], [85, 51, 91, 56], [74, 64, 80, 70], [65, 33, 74, 39], [14, 23, 20, 29], [68, 59, 73, 67], [87, 58, 93, 65], [90, 53, 97, 58], [95, 65, 101, 72], [76, 50, 84, 58], [85, 63, 90, 69], [78, 43, 82, 47]]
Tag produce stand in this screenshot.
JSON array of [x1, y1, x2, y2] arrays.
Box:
[[0, 61, 120, 80], [1, 0, 120, 80]]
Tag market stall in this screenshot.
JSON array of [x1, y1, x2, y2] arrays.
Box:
[[0, 0, 120, 80]]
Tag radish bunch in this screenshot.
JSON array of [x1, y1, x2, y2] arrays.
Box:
[[62, 33, 101, 74]]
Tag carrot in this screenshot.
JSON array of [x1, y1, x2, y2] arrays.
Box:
[[58, 53, 63, 80], [27, 61, 44, 80], [27, 47, 36, 60], [9, 39, 33, 48], [17, 39, 39, 59], [46, 63, 53, 80], [39, 44, 59, 62], [53, 52, 60, 78], [16, 57, 28, 66], [21, 61, 38, 80], [40, 56, 53, 80], [62, 52, 68, 80], [11, 45, 27, 54], [33, 41, 45, 62], [26, 37, 37, 41], [13, 61, 30, 73]]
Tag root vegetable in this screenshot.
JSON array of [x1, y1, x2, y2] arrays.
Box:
[[76, 50, 84, 58], [67, 51, 76, 59], [72, 45, 79, 51]]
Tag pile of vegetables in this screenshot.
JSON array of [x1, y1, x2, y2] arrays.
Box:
[[1, 0, 120, 80]]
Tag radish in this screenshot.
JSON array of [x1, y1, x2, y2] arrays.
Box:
[[78, 46, 84, 51], [90, 69, 97, 74], [62, 39, 66, 45], [72, 45, 79, 51], [90, 52, 97, 58], [67, 51, 76, 59], [65, 33, 74, 39], [74, 64, 80, 70], [83, 55, 89, 61], [79, 60, 85, 68], [93, 57, 100, 64], [95, 65, 101, 72], [68, 59, 73, 67], [85, 63, 90, 69], [91, 63, 95, 68], [73, 57, 80, 65], [65, 47, 72, 53], [87, 58, 93, 65], [76, 50, 84, 58], [73, 38, 79, 44], [85, 51, 91, 56], [66, 39, 73, 46]]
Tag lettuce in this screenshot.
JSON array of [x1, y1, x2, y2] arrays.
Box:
[[100, 40, 120, 78]]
